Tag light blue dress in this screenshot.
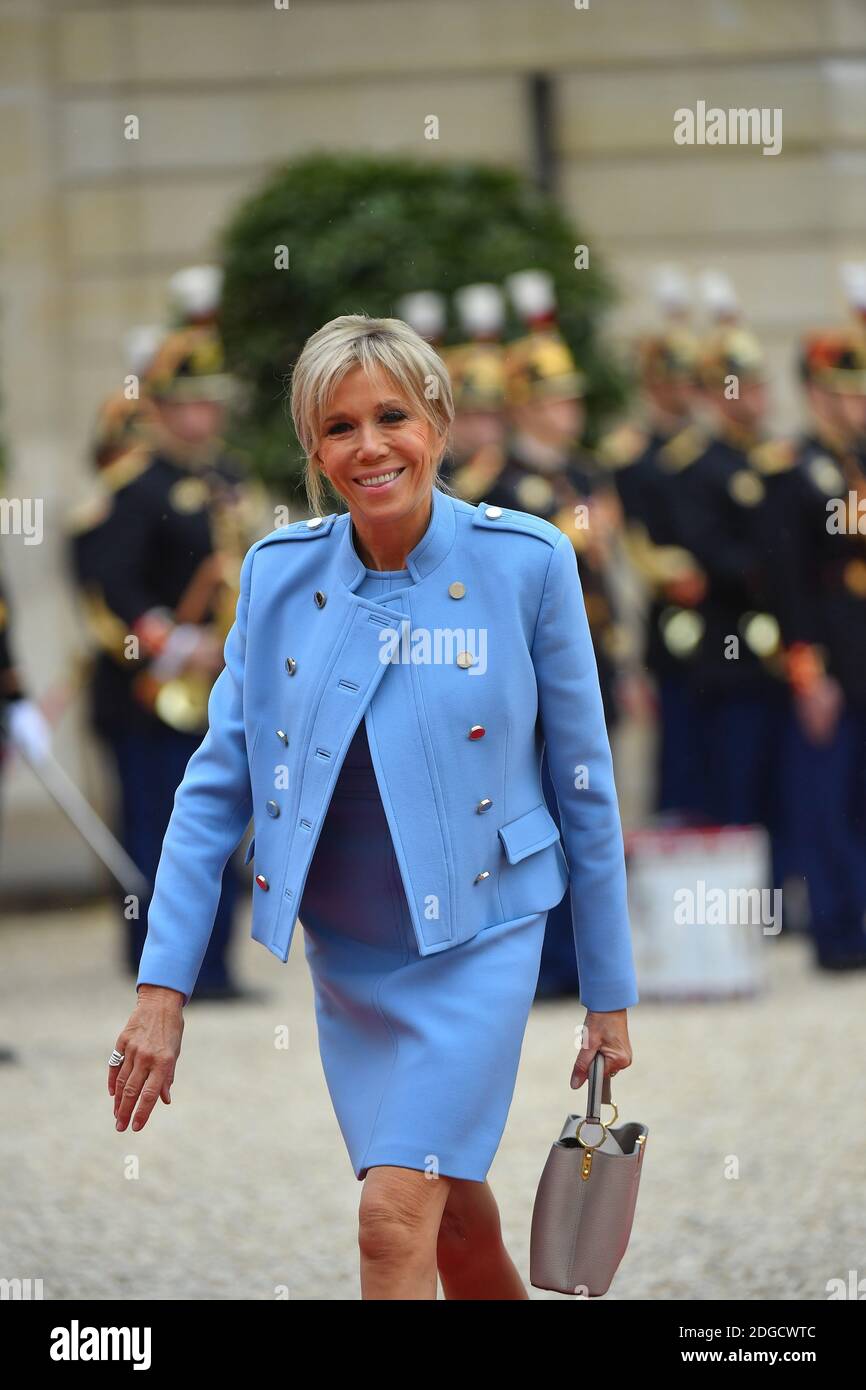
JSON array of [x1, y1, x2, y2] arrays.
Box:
[[299, 563, 549, 1183]]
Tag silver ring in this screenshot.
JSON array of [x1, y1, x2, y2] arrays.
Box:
[[108, 1049, 125, 1067]]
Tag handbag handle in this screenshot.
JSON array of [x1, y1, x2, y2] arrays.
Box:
[[585, 1050, 613, 1121]]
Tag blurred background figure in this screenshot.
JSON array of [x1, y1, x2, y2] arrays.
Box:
[[439, 281, 508, 502], [598, 265, 707, 817], [480, 268, 625, 998], [66, 313, 268, 1001], [765, 328, 866, 970], [491, 268, 625, 729], [667, 311, 790, 872]]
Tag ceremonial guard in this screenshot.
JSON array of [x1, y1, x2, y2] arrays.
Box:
[[486, 269, 624, 728], [668, 323, 789, 861], [438, 282, 508, 504], [598, 276, 707, 815], [761, 330, 866, 969], [479, 270, 624, 997], [67, 322, 269, 999]]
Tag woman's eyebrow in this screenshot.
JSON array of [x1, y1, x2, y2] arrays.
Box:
[[322, 399, 407, 424]]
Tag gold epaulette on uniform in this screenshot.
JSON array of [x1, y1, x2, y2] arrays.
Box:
[[622, 521, 703, 588], [748, 439, 798, 476], [596, 424, 648, 471], [64, 445, 154, 536], [450, 444, 506, 502], [64, 491, 114, 537], [658, 425, 707, 473], [99, 444, 153, 492]]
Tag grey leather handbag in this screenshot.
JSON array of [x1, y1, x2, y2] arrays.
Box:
[[529, 1052, 647, 1297]]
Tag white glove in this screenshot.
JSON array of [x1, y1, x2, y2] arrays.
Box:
[[148, 623, 208, 680], [6, 698, 52, 764]]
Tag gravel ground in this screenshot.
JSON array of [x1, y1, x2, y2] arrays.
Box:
[[2, 901, 864, 1301]]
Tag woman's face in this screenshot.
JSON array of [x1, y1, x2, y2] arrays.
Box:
[[314, 365, 442, 521]]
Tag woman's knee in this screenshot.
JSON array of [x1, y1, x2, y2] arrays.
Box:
[[358, 1166, 448, 1264]]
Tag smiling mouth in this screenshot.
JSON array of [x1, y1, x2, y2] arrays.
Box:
[[353, 467, 406, 489]]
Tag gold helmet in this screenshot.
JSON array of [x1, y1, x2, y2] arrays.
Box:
[[145, 326, 237, 403], [443, 341, 506, 412], [695, 325, 767, 388], [442, 282, 507, 411], [636, 326, 699, 386], [503, 329, 584, 407]]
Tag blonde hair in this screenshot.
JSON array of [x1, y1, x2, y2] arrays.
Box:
[[289, 313, 456, 516]]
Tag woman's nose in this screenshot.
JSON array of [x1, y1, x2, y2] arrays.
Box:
[[355, 421, 389, 458]]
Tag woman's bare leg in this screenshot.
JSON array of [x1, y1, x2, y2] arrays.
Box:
[[358, 1165, 452, 1300], [436, 1177, 528, 1300]]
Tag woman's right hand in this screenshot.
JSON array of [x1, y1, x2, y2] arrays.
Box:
[[109, 985, 185, 1132]]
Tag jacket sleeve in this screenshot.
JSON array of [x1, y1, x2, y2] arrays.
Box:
[[531, 532, 639, 1011], [135, 541, 257, 1005]]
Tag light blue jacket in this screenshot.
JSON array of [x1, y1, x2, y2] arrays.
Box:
[[137, 485, 639, 1011]]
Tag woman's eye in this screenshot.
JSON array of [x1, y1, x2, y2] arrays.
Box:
[[325, 409, 406, 436]]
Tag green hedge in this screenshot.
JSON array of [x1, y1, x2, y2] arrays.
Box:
[[219, 153, 627, 491]]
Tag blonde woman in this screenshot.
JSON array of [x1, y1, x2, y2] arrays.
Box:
[[111, 313, 637, 1300]]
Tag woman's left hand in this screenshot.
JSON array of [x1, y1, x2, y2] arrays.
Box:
[[570, 1009, 632, 1090]]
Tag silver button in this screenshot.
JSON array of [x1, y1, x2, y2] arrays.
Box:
[[474, 870, 491, 883], [306, 516, 324, 529], [276, 729, 288, 745], [314, 590, 327, 608], [266, 800, 280, 818], [484, 505, 502, 519], [456, 651, 475, 669], [285, 656, 297, 675], [448, 581, 466, 599], [476, 798, 493, 813]]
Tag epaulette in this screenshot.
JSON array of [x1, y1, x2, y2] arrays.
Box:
[[99, 445, 153, 493], [64, 446, 154, 536], [471, 500, 560, 547], [748, 439, 798, 476], [658, 425, 708, 473], [596, 424, 648, 471], [622, 522, 702, 587], [64, 490, 114, 537], [449, 444, 506, 502], [255, 513, 338, 550]]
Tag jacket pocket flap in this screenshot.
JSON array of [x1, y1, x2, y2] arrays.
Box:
[[498, 804, 561, 865], [243, 835, 256, 865]]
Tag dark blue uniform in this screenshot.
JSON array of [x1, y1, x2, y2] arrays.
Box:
[[484, 439, 624, 997], [663, 429, 789, 848], [67, 443, 259, 991], [602, 422, 709, 816], [763, 433, 866, 964]]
